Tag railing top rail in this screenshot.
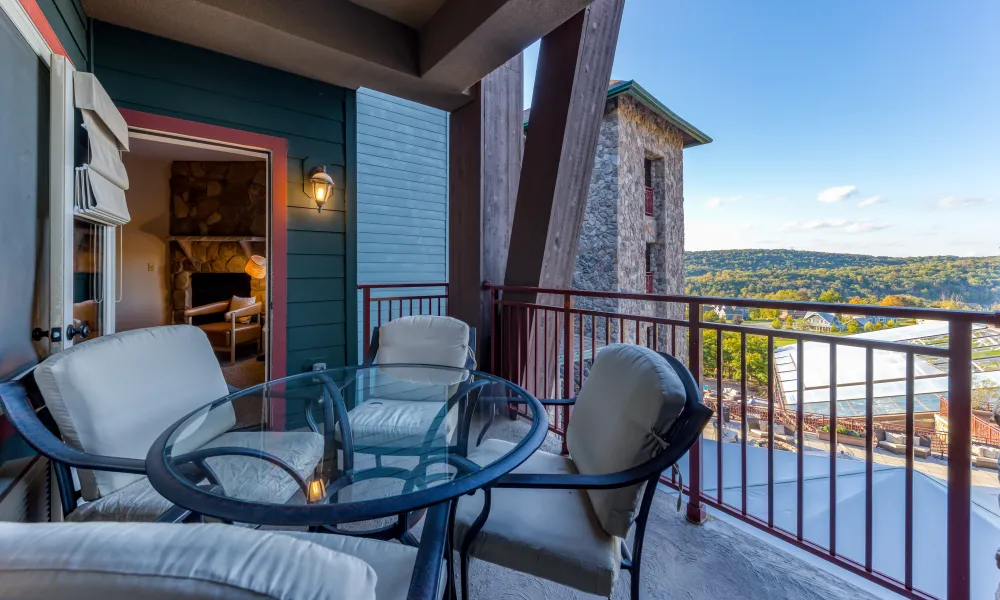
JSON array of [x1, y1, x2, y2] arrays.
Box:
[[359, 282, 449, 290], [483, 283, 998, 323]]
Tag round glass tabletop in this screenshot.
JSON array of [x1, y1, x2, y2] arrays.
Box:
[[145, 364, 546, 526]]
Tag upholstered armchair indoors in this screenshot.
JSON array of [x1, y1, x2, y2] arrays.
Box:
[[185, 296, 263, 365], [0, 512, 451, 600], [0, 326, 322, 523], [453, 345, 712, 600]]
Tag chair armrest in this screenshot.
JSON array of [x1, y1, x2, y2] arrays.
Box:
[[538, 398, 576, 406], [225, 302, 263, 321], [406, 501, 451, 600], [153, 505, 193, 523], [0, 382, 147, 475], [184, 300, 230, 317]]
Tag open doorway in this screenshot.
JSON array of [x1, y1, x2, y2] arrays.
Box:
[[100, 132, 271, 388]]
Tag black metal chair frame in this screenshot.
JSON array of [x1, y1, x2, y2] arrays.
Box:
[[0, 374, 300, 526], [456, 352, 713, 600], [306, 326, 482, 540]]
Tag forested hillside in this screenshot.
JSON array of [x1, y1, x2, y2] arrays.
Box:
[[684, 250, 1000, 307]]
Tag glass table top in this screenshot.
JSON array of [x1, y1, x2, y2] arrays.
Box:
[[147, 364, 545, 525]]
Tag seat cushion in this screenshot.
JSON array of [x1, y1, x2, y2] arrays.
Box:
[[279, 532, 442, 600], [34, 326, 234, 500], [376, 316, 471, 369], [347, 399, 458, 450], [68, 431, 324, 522], [0, 522, 376, 599], [454, 439, 620, 596], [566, 344, 686, 538]]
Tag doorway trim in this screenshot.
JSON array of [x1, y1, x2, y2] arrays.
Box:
[[119, 109, 288, 379]]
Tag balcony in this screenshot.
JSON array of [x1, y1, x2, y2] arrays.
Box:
[[363, 282, 1000, 599]]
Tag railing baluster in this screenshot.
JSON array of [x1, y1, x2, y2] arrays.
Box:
[[865, 346, 874, 571], [717, 328, 724, 505], [947, 320, 972, 600], [562, 293, 573, 455], [591, 315, 597, 369], [905, 351, 914, 590], [377, 300, 383, 327], [653, 323, 659, 352], [578, 313, 584, 388], [543, 310, 550, 398], [796, 339, 805, 541], [829, 342, 838, 557], [534, 306, 541, 396], [362, 286, 371, 357], [767, 335, 775, 528], [605, 316, 610, 348], [686, 301, 706, 523], [740, 332, 747, 516]]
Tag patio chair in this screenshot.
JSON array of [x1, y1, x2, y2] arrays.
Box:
[[453, 345, 712, 599], [349, 315, 477, 456], [747, 417, 796, 446], [0, 514, 450, 600], [0, 325, 323, 523], [185, 296, 263, 365]]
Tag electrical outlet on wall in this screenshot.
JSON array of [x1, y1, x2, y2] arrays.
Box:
[[147, 263, 155, 272]]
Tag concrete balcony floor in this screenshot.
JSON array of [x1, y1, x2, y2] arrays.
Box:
[[464, 418, 885, 600]]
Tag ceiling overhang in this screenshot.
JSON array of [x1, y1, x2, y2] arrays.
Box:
[[82, 0, 594, 111]]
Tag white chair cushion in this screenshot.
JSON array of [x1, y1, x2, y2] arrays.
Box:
[[67, 430, 324, 523], [279, 531, 444, 600], [35, 326, 234, 500], [376, 316, 471, 369], [347, 399, 458, 450], [566, 344, 686, 538], [454, 439, 621, 596], [0, 522, 376, 599]]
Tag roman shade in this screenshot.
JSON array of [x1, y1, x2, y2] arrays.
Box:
[[73, 72, 130, 226]]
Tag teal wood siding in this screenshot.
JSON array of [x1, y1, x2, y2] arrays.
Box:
[[356, 89, 447, 354], [37, 0, 88, 70], [93, 22, 357, 371]]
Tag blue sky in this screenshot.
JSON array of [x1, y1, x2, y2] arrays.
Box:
[[523, 0, 1000, 257]]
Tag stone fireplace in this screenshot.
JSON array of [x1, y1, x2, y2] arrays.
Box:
[[168, 161, 267, 324]]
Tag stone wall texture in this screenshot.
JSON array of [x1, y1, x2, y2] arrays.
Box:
[[573, 96, 687, 362], [168, 161, 267, 323]]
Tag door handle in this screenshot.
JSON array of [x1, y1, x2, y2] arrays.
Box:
[[32, 327, 62, 342], [66, 324, 90, 340]]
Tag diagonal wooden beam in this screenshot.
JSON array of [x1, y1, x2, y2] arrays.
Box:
[[503, 0, 625, 296]]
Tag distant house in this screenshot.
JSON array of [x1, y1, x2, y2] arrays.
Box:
[[714, 305, 750, 321], [804, 311, 844, 331], [843, 314, 891, 329], [780, 310, 807, 320]]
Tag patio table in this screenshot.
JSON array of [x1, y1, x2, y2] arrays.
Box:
[[145, 364, 546, 535]]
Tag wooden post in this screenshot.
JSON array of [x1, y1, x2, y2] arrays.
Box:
[[448, 56, 523, 364], [503, 0, 625, 296]]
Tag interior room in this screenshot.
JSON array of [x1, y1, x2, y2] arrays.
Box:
[[98, 134, 271, 388]]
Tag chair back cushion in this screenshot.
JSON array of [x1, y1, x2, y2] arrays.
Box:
[[35, 326, 234, 500], [0, 522, 376, 600], [375, 315, 471, 368], [566, 344, 687, 537], [226, 296, 256, 324]]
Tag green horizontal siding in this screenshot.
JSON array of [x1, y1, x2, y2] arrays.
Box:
[[37, 0, 87, 70], [94, 21, 356, 372]]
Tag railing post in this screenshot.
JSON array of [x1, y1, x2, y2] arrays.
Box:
[[686, 301, 707, 524], [362, 285, 371, 358], [487, 282, 496, 376], [947, 319, 972, 600], [562, 293, 573, 455]]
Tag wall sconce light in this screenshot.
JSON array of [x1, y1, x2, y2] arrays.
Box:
[[304, 165, 335, 213], [244, 255, 267, 280], [307, 477, 327, 503]]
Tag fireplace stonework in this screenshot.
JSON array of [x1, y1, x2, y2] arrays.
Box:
[[168, 161, 267, 324]]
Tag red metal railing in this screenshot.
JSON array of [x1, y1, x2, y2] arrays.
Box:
[[484, 282, 999, 600], [644, 186, 655, 216], [359, 282, 449, 357], [645, 271, 654, 293]]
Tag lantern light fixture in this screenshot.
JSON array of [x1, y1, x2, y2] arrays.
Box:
[[305, 165, 335, 213]]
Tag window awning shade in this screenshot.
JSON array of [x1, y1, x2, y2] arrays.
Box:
[[73, 72, 130, 226]]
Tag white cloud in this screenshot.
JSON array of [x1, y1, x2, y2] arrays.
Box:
[[937, 196, 990, 210], [857, 195, 885, 207], [705, 196, 742, 208], [817, 185, 858, 203], [778, 219, 891, 234]]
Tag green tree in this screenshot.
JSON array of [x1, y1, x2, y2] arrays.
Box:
[[749, 308, 762, 320], [784, 316, 793, 329], [702, 309, 719, 323], [772, 317, 783, 329], [864, 322, 874, 332], [845, 319, 861, 334], [818, 289, 843, 304]]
